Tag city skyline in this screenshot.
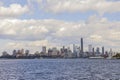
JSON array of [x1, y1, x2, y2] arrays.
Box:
[[1, 38, 116, 57], [0, 0, 120, 54], [1, 37, 115, 59]]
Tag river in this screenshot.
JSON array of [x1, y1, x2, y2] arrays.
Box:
[[0, 59, 120, 80]]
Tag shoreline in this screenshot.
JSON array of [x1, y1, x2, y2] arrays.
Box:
[[0, 57, 118, 60]]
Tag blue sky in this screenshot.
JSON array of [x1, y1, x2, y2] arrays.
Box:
[[0, 0, 120, 54], [1, 0, 120, 21]]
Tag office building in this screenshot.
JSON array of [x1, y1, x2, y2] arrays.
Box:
[[92, 47, 95, 56], [2, 51, 9, 57], [81, 38, 84, 53], [25, 50, 29, 56], [48, 48, 52, 56], [13, 50, 17, 56], [88, 44, 92, 53], [102, 47, 104, 54], [52, 47, 58, 56], [96, 47, 100, 54], [20, 49, 24, 55], [42, 46, 46, 54], [73, 44, 76, 53]]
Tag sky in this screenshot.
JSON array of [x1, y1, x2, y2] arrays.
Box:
[[0, 0, 120, 54]]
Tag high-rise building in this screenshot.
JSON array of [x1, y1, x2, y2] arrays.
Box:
[[102, 46, 104, 54], [88, 44, 92, 53], [67, 47, 73, 58], [21, 49, 24, 54], [17, 50, 21, 54], [13, 50, 17, 56], [2, 51, 9, 57], [48, 48, 52, 56], [16, 49, 24, 57], [109, 48, 113, 57], [42, 46, 46, 54], [73, 45, 80, 57], [73, 44, 76, 53], [52, 47, 58, 56], [96, 47, 100, 54], [25, 50, 29, 56], [76, 46, 80, 57], [92, 47, 95, 56], [81, 38, 84, 53], [92, 48, 95, 53]]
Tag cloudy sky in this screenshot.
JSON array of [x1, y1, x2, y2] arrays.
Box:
[[0, 0, 120, 54]]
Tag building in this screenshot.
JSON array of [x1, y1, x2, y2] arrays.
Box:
[[60, 46, 72, 58], [12, 50, 17, 56], [25, 50, 29, 56], [16, 49, 24, 57], [92, 47, 95, 56], [42, 46, 46, 54], [76, 46, 80, 57], [2, 51, 9, 57], [48, 48, 53, 56], [102, 46, 104, 54], [81, 38, 84, 53], [73, 44, 77, 57], [88, 44, 92, 53], [109, 48, 113, 58], [67, 47, 73, 58], [35, 51, 40, 56], [52, 47, 58, 56], [73, 44, 76, 53], [96, 47, 100, 55], [88, 44, 93, 57], [21, 49, 24, 55], [60, 47, 65, 57]]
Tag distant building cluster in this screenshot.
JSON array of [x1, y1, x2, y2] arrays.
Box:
[[1, 38, 118, 59]]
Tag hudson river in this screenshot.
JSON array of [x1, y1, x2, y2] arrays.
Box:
[[0, 59, 120, 80]]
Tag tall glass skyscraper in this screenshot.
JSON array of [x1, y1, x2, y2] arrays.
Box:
[[102, 46, 104, 54], [81, 38, 83, 53]]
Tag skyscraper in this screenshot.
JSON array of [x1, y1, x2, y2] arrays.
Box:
[[81, 38, 83, 53], [13, 50, 17, 56], [102, 46, 104, 54], [25, 50, 29, 56], [92, 47, 95, 56], [96, 47, 100, 54], [88, 44, 92, 53], [73, 44, 76, 53], [42, 46, 46, 54]]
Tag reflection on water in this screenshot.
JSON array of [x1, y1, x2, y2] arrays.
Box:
[[0, 59, 120, 80]]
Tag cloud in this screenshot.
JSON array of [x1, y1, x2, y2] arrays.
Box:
[[90, 34, 102, 42], [0, 15, 120, 52], [36, 0, 120, 15], [0, 19, 59, 41], [7, 40, 49, 48], [0, 3, 29, 18], [0, 16, 120, 43]]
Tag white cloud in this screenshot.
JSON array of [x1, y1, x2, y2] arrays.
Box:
[[37, 0, 120, 14], [0, 15, 120, 52], [0, 17, 120, 41], [90, 34, 102, 42], [0, 19, 61, 41], [0, 3, 29, 18]]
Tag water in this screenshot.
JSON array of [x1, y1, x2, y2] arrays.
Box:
[[0, 59, 120, 80]]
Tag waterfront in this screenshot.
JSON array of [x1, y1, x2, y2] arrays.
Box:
[[0, 59, 120, 80]]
